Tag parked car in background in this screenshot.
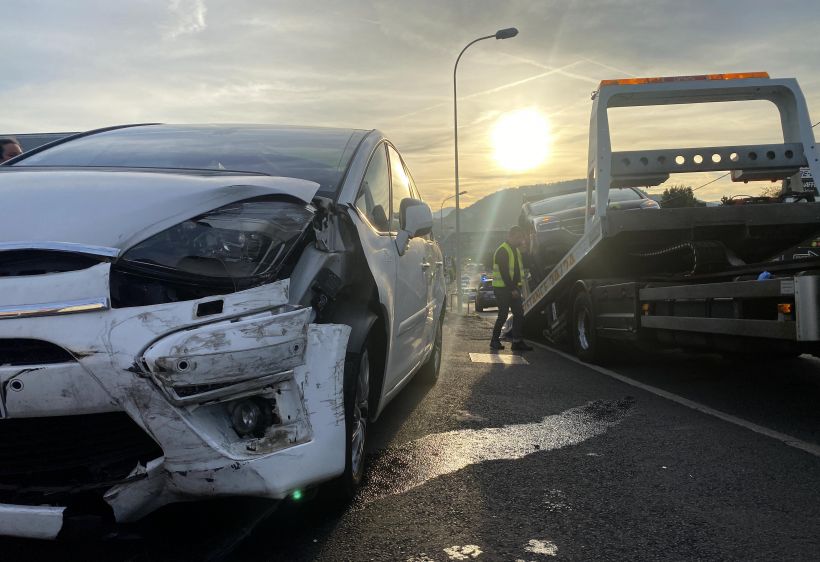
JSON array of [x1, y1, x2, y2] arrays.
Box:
[[521, 187, 659, 277], [460, 274, 476, 302], [474, 277, 497, 312], [0, 123, 445, 539]]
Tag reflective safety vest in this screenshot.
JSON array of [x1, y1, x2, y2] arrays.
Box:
[[492, 242, 523, 288]]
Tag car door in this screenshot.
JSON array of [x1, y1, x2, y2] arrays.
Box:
[[403, 157, 439, 346], [385, 145, 429, 389]]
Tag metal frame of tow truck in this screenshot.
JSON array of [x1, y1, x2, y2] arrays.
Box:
[[523, 74, 820, 353]]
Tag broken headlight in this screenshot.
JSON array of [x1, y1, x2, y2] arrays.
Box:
[[122, 198, 314, 279], [111, 198, 314, 306]]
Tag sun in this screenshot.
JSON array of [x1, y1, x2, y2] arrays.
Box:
[[492, 108, 551, 172]]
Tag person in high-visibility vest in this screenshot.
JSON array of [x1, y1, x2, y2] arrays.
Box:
[[490, 226, 532, 351]]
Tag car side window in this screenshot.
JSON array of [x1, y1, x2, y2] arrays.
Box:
[[355, 145, 391, 232], [403, 160, 422, 201], [401, 159, 432, 239], [387, 145, 413, 232]]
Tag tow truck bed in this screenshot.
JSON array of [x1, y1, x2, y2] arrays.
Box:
[[522, 73, 820, 360]]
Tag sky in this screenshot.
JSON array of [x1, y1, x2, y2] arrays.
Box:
[[2, 0, 820, 203]]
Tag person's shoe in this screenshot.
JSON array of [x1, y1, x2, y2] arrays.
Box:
[[511, 341, 534, 351], [489, 339, 505, 350]]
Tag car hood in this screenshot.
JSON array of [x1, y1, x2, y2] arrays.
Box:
[[0, 168, 319, 253]]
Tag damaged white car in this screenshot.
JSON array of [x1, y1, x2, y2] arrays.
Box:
[[0, 124, 445, 539]]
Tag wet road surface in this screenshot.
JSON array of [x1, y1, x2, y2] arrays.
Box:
[[4, 314, 820, 560]]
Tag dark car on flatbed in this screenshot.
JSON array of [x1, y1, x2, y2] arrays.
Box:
[[521, 187, 659, 278]]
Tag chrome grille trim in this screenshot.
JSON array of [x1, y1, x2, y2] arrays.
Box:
[[0, 297, 110, 320], [0, 242, 120, 258]]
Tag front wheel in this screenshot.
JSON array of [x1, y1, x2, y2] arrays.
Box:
[[418, 315, 443, 383], [330, 342, 371, 500]]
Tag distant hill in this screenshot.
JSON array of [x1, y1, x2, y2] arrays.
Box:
[[433, 207, 454, 220], [434, 179, 586, 237]]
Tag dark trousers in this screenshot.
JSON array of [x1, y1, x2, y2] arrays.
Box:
[[492, 287, 524, 342]]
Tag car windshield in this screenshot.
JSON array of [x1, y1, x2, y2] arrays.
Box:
[[528, 192, 588, 215], [13, 125, 369, 198], [609, 188, 643, 202], [528, 188, 641, 215], [480, 280, 493, 290]]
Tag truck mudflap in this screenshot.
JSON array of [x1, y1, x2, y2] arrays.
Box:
[[0, 262, 350, 536]]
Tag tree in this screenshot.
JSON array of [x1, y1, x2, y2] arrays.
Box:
[[759, 183, 783, 198], [720, 183, 784, 204], [660, 185, 705, 208]]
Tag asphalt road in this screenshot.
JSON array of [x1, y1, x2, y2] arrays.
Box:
[[4, 313, 820, 561]]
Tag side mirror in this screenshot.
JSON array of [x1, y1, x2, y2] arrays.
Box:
[[395, 198, 433, 255], [399, 198, 433, 237]]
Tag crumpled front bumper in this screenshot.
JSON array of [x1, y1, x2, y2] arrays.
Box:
[[0, 262, 349, 539]]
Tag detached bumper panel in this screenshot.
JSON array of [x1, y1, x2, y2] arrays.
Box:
[[0, 267, 350, 535]]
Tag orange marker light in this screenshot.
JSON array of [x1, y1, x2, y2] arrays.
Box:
[[777, 303, 793, 315], [599, 72, 769, 88]]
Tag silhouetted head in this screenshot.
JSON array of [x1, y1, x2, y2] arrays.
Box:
[[507, 225, 525, 248], [0, 138, 22, 163]]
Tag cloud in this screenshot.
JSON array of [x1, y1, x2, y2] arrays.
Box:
[[1, 0, 819, 203], [165, 0, 207, 39]]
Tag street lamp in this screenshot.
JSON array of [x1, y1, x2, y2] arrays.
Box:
[[440, 190, 468, 237], [453, 27, 518, 312]]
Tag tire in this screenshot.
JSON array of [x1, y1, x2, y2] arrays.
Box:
[[572, 291, 606, 364], [330, 340, 371, 500], [418, 315, 444, 383]]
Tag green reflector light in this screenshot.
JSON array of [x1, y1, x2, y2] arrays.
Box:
[[291, 489, 303, 501]]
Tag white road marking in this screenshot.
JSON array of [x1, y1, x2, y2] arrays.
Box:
[[526, 340, 820, 458], [469, 353, 529, 365], [525, 539, 559, 556], [444, 545, 483, 559]]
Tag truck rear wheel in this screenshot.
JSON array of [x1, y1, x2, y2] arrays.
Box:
[[572, 291, 606, 364]]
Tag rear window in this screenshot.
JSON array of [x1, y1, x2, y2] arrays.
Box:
[[15, 125, 368, 198], [608, 188, 643, 202], [480, 280, 494, 290]]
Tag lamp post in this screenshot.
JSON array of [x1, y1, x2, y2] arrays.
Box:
[[440, 190, 468, 238], [453, 27, 518, 312]]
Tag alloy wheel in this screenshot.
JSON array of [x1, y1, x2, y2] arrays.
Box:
[[350, 350, 369, 479]]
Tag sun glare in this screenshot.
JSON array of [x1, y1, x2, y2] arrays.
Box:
[[492, 108, 551, 172]]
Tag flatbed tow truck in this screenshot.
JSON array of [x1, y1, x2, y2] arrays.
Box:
[[523, 72, 820, 362]]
